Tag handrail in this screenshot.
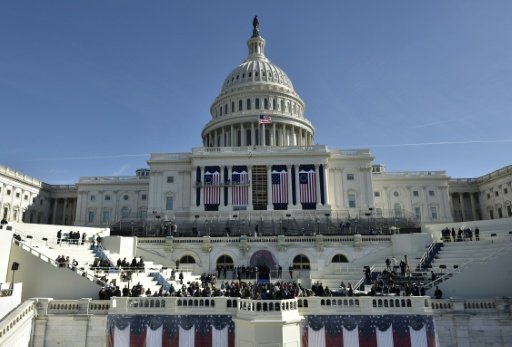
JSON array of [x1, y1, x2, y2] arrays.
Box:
[[0, 300, 35, 341], [427, 242, 512, 289], [12, 239, 108, 287]]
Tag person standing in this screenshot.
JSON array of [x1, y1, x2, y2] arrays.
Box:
[[57, 230, 62, 245], [288, 265, 293, 279], [475, 227, 480, 241]]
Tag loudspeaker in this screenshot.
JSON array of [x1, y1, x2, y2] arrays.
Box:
[[11, 262, 20, 271]]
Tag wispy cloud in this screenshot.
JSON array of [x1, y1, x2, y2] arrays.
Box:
[[112, 164, 129, 176], [361, 139, 512, 148], [32, 154, 148, 161], [411, 120, 457, 129]]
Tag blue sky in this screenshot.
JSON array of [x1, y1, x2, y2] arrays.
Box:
[[1, 1, 511, 184]]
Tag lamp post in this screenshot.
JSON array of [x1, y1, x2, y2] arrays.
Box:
[[364, 212, 371, 234], [369, 207, 374, 232], [10, 262, 19, 295]]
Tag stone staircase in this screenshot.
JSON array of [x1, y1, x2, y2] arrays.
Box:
[[431, 239, 512, 274]]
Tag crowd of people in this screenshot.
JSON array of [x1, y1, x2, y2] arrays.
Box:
[[441, 226, 480, 242], [56, 230, 87, 245]]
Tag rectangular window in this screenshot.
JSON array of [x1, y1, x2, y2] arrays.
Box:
[[495, 191, 499, 197], [498, 207, 503, 218], [102, 210, 110, 223], [166, 196, 174, 210], [88, 211, 95, 223], [90, 195, 96, 201], [414, 207, 421, 220], [264, 98, 268, 109], [255, 98, 260, 109], [105, 195, 111, 201], [505, 188, 509, 194], [246, 99, 251, 110], [167, 176, 174, 183], [224, 104, 228, 114], [24, 195, 28, 201], [346, 174, 354, 181], [239, 100, 243, 111], [7, 189, 11, 195], [348, 194, 356, 208], [429, 190, 435, 197], [487, 193, 491, 200], [430, 206, 438, 220], [141, 194, 147, 201], [231, 102, 235, 113], [139, 210, 147, 220], [272, 99, 276, 109], [374, 191, 380, 197], [507, 205, 512, 217], [490, 210, 494, 219], [413, 190, 419, 197], [16, 192, 20, 198]]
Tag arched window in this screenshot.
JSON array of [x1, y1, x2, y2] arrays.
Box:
[[255, 98, 260, 109], [331, 254, 348, 263], [121, 207, 130, 220], [216, 255, 234, 269], [264, 98, 268, 109], [293, 254, 310, 270], [394, 203, 402, 218], [246, 99, 251, 110], [231, 102, 235, 113], [239, 100, 243, 111], [180, 255, 196, 264]]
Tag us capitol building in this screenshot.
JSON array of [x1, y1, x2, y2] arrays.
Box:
[[1, 18, 512, 347], [2, 20, 511, 232]]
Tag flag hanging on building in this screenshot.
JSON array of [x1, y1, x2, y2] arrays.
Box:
[[204, 167, 221, 205], [107, 314, 235, 347], [299, 168, 316, 204], [302, 314, 437, 347], [232, 166, 249, 206], [258, 115, 272, 124], [272, 166, 288, 204]]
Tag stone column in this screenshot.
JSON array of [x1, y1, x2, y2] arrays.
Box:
[[190, 167, 197, 208], [315, 165, 322, 207], [248, 166, 253, 210], [294, 165, 300, 207], [271, 123, 276, 146], [460, 193, 467, 221], [323, 164, 330, 205], [251, 123, 255, 146], [470, 193, 477, 220], [52, 198, 58, 224], [227, 166, 233, 207], [267, 165, 273, 210], [262, 124, 266, 146], [199, 166, 205, 208], [240, 123, 245, 146], [221, 127, 226, 146], [286, 165, 293, 207], [230, 124, 234, 146]]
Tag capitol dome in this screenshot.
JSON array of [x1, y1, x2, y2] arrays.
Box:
[[201, 18, 315, 148]]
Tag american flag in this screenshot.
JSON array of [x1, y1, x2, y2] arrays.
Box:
[[232, 168, 248, 206], [259, 115, 272, 124], [299, 169, 317, 203], [204, 170, 220, 205], [272, 169, 288, 204]]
